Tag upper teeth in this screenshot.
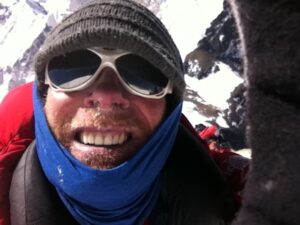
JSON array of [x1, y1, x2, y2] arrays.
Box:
[[79, 132, 127, 146]]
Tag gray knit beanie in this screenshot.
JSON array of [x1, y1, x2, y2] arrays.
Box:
[[34, 0, 185, 102]]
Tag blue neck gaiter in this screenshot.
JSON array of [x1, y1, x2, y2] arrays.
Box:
[[33, 83, 182, 225]]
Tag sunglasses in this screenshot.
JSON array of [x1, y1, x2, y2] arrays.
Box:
[[45, 48, 173, 99]]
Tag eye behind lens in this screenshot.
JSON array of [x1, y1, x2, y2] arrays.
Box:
[[116, 54, 168, 95], [47, 50, 101, 89]]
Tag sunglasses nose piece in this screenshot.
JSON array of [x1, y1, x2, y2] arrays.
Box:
[[95, 67, 124, 88]]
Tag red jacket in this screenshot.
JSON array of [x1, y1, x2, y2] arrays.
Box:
[[0, 82, 34, 225], [0, 83, 249, 225]]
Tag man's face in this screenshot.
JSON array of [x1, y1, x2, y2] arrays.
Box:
[[44, 67, 166, 169]]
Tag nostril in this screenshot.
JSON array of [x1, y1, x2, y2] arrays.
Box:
[[84, 89, 130, 110], [85, 98, 99, 108]]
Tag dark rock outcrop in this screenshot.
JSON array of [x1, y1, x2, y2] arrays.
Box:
[[222, 83, 247, 149], [185, 1, 243, 79], [6, 25, 50, 91], [0, 3, 11, 25], [26, 0, 48, 15]]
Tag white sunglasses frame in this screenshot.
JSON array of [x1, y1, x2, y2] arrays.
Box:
[[45, 47, 173, 99]]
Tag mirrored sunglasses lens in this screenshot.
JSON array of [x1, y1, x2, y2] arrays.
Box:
[[47, 50, 100, 89], [116, 54, 168, 96]]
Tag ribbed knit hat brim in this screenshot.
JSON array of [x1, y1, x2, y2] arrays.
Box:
[[34, 0, 185, 101]]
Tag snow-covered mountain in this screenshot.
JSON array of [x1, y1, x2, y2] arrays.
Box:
[[0, 0, 244, 144], [0, 0, 91, 100]]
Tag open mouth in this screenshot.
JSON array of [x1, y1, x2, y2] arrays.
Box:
[[76, 131, 130, 147]]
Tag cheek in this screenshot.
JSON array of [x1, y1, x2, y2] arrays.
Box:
[[135, 98, 166, 131], [44, 91, 80, 124]]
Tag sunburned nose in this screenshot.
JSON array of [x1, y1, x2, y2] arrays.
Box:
[[84, 68, 130, 109]]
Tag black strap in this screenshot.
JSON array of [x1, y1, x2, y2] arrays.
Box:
[[9, 141, 78, 225]]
